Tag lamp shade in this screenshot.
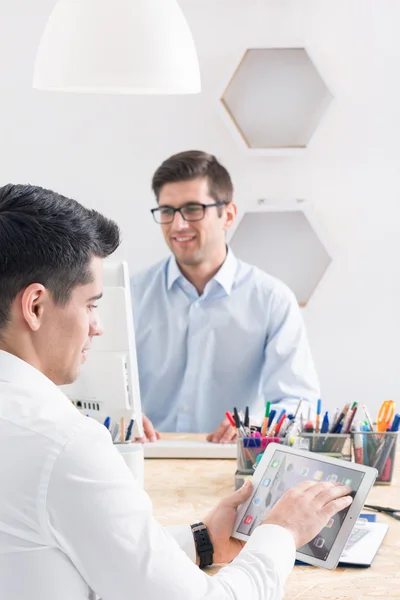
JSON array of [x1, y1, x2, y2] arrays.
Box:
[[33, 0, 201, 94]]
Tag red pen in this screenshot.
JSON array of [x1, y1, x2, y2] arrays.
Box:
[[225, 411, 236, 428], [274, 413, 287, 436]]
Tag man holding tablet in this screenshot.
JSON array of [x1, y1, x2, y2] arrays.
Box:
[[0, 183, 353, 600], [233, 443, 377, 570]]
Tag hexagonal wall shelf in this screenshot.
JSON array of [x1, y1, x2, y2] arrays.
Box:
[[220, 48, 333, 156], [228, 201, 334, 306]]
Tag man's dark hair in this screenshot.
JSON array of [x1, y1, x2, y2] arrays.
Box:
[[0, 184, 120, 332], [152, 150, 234, 211]]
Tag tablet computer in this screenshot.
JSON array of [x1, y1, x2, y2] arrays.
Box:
[[233, 443, 378, 569]]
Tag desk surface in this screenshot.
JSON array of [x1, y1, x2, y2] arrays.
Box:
[[144, 433, 400, 600]]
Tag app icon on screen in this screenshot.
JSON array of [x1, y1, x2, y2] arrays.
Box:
[[253, 497, 261, 506], [286, 463, 294, 472], [313, 537, 325, 548], [244, 515, 253, 525], [327, 474, 338, 482], [343, 478, 352, 486], [313, 471, 323, 481], [300, 467, 309, 476], [271, 460, 280, 468], [326, 518, 334, 529], [262, 478, 271, 487]]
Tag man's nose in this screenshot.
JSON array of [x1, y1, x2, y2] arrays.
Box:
[[173, 210, 189, 228], [90, 315, 104, 337]]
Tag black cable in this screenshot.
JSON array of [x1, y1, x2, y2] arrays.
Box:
[[364, 504, 400, 521]]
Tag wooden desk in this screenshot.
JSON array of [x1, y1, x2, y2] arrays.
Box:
[[145, 434, 400, 599]]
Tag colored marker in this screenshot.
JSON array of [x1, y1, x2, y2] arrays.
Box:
[[125, 419, 135, 442], [320, 411, 329, 434], [329, 408, 340, 433], [244, 406, 250, 429], [315, 399, 322, 433], [225, 411, 236, 428], [267, 409, 276, 428], [261, 402, 271, 437], [390, 414, 400, 432], [274, 413, 287, 436]]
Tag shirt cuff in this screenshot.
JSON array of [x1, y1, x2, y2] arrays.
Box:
[[245, 524, 296, 582], [167, 525, 196, 563]]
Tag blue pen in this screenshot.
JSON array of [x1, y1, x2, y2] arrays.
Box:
[[276, 409, 286, 424], [390, 414, 400, 432], [125, 419, 135, 441], [320, 411, 329, 434], [267, 409, 276, 428], [103, 416, 111, 430]]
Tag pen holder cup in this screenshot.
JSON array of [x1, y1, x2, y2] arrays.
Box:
[[115, 442, 145, 488], [351, 431, 398, 484], [237, 436, 285, 472], [289, 433, 352, 461]]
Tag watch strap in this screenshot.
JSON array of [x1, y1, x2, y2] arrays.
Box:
[[190, 522, 214, 569]]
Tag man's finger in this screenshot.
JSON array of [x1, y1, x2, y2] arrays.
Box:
[[142, 415, 157, 443], [220, 480, 253, 508], [219, 424, 237, 443], [314, 483, 353, 505], [322, 495, 353, 519], [212, 422, 231, 443], [289, 480, 320, 494], [134, 436, 149, 443], [208, 418, 230, 443], [306, 481, 351, 501]]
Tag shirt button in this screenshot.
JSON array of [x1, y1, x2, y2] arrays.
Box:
[[183, 405, 189, 412]]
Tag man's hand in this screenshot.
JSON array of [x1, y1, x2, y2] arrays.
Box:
[[264, 481, 353, 548], [202, 480, 253, 564], [206, 417, 237, 444], [135, 414, 161, 443]]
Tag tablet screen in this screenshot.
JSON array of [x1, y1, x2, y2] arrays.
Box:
[[236, 449, 365, 562]]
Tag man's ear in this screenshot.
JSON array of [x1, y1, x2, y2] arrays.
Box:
[[20, 284, 47, 332], [223, 202, 238, 231]]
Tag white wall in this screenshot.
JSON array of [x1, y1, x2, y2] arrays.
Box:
[[1, 0, 400, 416]]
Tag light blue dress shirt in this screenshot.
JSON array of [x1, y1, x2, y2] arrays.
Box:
[[131, 249, 320, 433]]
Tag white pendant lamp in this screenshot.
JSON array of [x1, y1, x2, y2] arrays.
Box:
[[33, 0, 201, 94]]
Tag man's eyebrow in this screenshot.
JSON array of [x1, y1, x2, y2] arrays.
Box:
[[86, 293, 103, 302]]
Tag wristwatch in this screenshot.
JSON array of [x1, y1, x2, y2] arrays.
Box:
[[190, 522, 214, 569]]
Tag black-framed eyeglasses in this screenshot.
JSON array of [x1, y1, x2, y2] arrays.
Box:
[[151, 202, 226, 224]]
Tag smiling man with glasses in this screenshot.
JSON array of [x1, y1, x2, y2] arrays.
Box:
[[131, 150, 320, 443]]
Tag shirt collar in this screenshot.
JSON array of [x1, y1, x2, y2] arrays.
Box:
[[166, 247, 237, 295], [167, 255, 184, 290], [0, 349, 74, 408], [212, 247, 237, 295]]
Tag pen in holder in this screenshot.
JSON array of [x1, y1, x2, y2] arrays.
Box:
[[352, 431, 398, 484], [237, 436, 285, 472], [234, 436, 285, 490], [289, 433, 352, 461]]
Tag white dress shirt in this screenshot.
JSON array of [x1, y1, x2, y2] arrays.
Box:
[[132, 248, 319, 432], [0, 349, 295, 600]]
